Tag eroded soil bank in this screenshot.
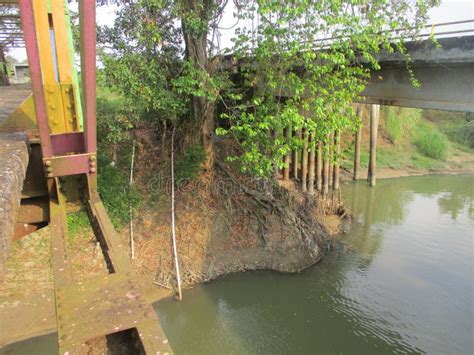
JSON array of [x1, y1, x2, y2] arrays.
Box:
[[0, 159, 342, 346]]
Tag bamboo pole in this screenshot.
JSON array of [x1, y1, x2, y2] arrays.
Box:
[[129, 139, 136, 259], [170, 127, 183, 301], [353, 104, 362, 180], [333, 130, 340, 190], [308, 133, 315, 194], [283, 126, 291, 180], [301, 128, 308, 191], [316, 140, 322, 191], [292, 129, 301, 179], [368, 104, 380, 187]]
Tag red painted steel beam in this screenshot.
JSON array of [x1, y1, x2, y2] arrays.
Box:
[[18, 0, 53, 157], [79, 0, 97, 155]]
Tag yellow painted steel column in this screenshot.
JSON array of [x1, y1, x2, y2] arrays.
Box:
[[33, 0, 68, 133]]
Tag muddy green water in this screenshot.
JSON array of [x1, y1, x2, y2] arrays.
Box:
[[2, 175, 473, 354]]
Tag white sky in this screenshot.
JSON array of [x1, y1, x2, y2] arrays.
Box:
[[8, 0, 474, 61]]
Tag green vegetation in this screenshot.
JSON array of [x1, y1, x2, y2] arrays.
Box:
[[439, 113, 474, 149], [384, 107, 421, 145], [414, 123, 449, 161], [175, 145, 206, 183], [67, 211, 91, 238]]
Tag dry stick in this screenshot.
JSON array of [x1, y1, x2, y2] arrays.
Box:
[[283, 126, 291, 180], [316, 140, 322, 191], [353, 104, 362, 181], [328, 130, 334, 187], [322, 135, 330, 195], [170, 127, 183, 301], [129, 139, 136, 259], [368, 104, 380, 187], [301, 128, 308, 192], [292, 129, 301, 179], [333, 130, 340, 190], [308, 133, 315, 194]]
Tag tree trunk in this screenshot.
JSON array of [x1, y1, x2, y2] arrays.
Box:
[[0, 46, 10, 86], [301, 128, 308, 192], [283, 126, 291, 180], [292, 129, 301, 179], [353, 105, 362, 180], [333, 130, 340, 190], [316, 140, 322, 191], [181, 8, 214, 170], [308, 133, 315, 194], [322, 135, 330, 195], [328, 130, 334, 187], [368, 104, 380, 187]]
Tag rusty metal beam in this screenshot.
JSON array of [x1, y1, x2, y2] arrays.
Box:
[[18, 0, 52, 157]]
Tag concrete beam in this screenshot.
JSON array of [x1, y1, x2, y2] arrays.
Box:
[[361, 62, 474, 112]]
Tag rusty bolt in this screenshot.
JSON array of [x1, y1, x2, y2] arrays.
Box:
[[90, 167, 96, 173], [65, 88, 70, 93], [45, 160, 52, 167], [67, 104, 72, 109], [89, 155, 96, 162], [90, 161, 96, 167], [47, 173, 53, 178], [47, 167, 53, 173]]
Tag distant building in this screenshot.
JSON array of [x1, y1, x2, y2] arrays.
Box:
[[12, 64, 30, 84]]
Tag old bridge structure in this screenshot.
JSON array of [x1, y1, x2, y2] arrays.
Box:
[[0, 0, 473, 352]]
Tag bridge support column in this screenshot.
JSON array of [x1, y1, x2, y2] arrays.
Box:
[[368, 104, 379, 187]]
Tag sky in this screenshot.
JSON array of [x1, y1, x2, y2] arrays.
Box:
[[8, 0, 474, 61]]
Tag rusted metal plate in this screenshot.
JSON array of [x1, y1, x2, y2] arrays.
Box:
[[43, 153, 95, 178], [17, 195, 49, 223], [50, 132, 85, 156], [13, 221, 47, 240]]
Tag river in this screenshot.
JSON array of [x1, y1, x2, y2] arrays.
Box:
[[2, 174, 473, 354]]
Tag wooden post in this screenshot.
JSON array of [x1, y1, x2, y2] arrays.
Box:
[[292, 129, 301, 179], [333, 130, 340, 190], [368, 104, 380, 187], [283, 126, 291, 180], [316, 140, 322, 191], [328, 131, 334, 187], [353, 104, 362, 180], [308, 133, 315, 194], [301, 128, 308, 192], [322, 135, 330, 195], [272, 128, 280, 179]]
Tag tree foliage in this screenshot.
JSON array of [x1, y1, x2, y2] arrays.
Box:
[[217, 0, 439, 177]]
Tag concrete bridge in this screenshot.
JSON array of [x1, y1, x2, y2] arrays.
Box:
[[361, 35, 474, 113]]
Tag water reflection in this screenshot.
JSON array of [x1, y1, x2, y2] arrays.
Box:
[[155, 174, 473, 354]]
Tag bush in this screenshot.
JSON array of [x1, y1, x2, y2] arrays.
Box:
[[441, 114, 474, 149], [414, 124, 449, 161], [97, 152, 142, 228], [175, 145, 206, 183]]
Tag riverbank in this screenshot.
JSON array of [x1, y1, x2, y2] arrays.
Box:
[[0, 161, 337, 347]]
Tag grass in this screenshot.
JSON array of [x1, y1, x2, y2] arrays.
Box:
[[383, 107, 421, 145], [413, 123, 449, 161]]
